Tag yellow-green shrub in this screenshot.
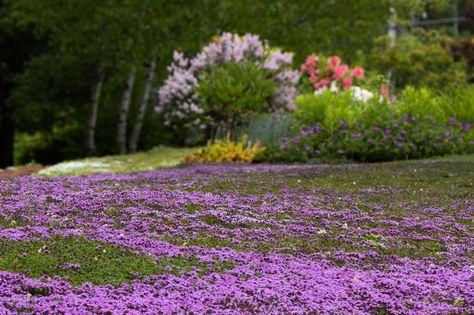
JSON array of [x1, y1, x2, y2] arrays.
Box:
[[182, 135, 265, 163]]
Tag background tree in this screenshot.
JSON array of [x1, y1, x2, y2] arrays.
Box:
[[1, 0, 470, 166]]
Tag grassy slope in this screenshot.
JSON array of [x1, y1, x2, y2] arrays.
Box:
[[39, 148, 474, 177], [38, 147, 199, 177]]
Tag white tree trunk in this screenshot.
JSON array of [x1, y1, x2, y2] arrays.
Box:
[[117, 67, 136, 154], [129, 51, 157, 153], [86, 70, 105, 156]]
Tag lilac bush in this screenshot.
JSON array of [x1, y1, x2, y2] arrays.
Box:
[[156, 33, 300, 132], [0, 163, 473, 314]]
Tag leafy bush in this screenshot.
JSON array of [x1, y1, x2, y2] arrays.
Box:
[[396, 86, 445, 122], [268, 86, 474, 163], [370, 29, 468, 90], [274, 116, 472, 162], [449, 37, 474, 80], [293, 90, 377, 133], [438, 85, 474, 124], [157, 33, 299, 137], [197, 61, 276, 133], [182, 135, 265, 163]]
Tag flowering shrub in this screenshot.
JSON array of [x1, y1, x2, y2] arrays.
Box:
[[274, 85, 474, 163], [196, 61, 276, 132], [156, 33, 299, 133], [182, 135, 265, 163], [300, 54, 364, 92], [276, 115, 473, 162]]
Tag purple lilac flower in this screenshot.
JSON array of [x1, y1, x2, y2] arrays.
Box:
[[157, 33, 299, 130]]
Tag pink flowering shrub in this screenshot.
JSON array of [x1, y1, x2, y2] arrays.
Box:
[[300, 54, 365, 91], [156, 33, 300, 134]]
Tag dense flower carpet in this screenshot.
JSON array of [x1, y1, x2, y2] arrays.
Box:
[[0, 163, 472, 314]]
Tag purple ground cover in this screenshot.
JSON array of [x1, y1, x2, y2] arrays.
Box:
[[0, 163, 472, 314]]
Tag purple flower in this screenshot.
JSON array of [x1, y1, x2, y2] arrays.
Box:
[[339, 120, 348, 127]]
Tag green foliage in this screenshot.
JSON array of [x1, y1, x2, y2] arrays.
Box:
[[241, 113, 296, 145], [0, 236, 231, 286], [275, 116, 472, 163], [3, 0, 471, 164], [15, 123, 84, 165], [270, 86, 474, 163], [183, 135, 265, 163], [396, 86, 445, 122], [294, 90, 373, 133], [197, 61, 276, 131], [439, 85, 474, 123], [370, 29, 468, 90]]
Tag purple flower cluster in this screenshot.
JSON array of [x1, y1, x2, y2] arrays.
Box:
[[0, 164, 472, 314], [156, 33, 300, 130]]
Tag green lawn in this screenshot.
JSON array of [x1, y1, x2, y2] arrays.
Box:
[[38, 147, 199, 177]]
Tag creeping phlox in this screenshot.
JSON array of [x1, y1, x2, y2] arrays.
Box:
[[157, 33, 300, 131], [0, 164, 472, 314]]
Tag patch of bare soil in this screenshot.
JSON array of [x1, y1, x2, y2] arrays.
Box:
[[0, 164, 43, 178]]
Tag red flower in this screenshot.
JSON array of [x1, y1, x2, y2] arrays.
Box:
[[342, 77, 352, 89], [318, 77, 331, 88], [351, 67, 365, 79], [306, 55, 316, 66], [332, 65, 349, 80], [328, 55, 341, 67]]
